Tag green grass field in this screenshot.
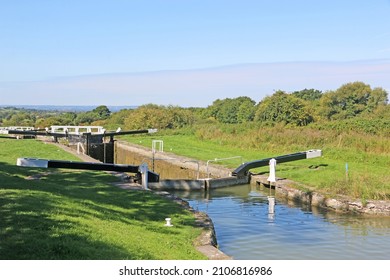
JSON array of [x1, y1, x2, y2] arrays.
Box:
[[120, 127, 390, 202], [0, 137, 206, 260]]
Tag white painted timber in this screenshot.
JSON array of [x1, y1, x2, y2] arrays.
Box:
[[306, 149, 322, 159], [0, 126, 35, 134], [17, 158, 49, 168], [49, 125, 104, 134]]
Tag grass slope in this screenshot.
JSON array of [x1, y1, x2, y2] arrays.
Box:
[[0, 138, 205, 260]]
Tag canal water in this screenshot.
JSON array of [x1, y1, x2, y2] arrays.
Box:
[[171, 184, 390, 260]]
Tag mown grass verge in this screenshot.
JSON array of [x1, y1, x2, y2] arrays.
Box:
[[0, 137, 206, 260], [120, 124, 390, 201]]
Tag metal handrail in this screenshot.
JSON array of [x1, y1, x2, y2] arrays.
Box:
[[206, 156, 243, 178]]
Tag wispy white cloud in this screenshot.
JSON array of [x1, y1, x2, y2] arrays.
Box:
[[1, 60, 390, 107]]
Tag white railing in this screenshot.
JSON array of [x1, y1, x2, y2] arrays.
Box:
[[49, 126, 105, 134]]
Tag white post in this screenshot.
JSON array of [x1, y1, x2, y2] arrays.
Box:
[[267, 158, 277, 183], [165, 218, 173, 227], [267, 158, 277, 214], [139, 163, 149, 189]]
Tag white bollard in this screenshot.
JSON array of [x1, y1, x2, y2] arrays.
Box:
[[165, 218, 173, 227], [139, 163, 149, 189], [267, 158, 277, 183]]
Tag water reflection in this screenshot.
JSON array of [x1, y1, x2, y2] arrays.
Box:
[[170, 184, 390, 260]]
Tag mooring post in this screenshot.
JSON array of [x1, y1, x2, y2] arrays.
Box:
[[267, 158, 277, 214], [139, 163, 149, 190]]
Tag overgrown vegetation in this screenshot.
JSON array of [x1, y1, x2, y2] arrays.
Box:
[[0, 138, 205, 260], [121, 124, 390, 201]]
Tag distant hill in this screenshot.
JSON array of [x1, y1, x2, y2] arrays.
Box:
[[0, 105, 137, 112]]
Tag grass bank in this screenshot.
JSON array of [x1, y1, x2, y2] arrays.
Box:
[[120, 124, 390, 202], [0, 137, 206, 260]]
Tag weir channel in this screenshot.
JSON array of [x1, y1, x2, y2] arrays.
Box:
[[115, 141, 390, 260]]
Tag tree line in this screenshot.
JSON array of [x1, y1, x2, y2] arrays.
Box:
[[0, 105, 112, 128], [205, 82, 388, 126], [1, 81, 388, 134]]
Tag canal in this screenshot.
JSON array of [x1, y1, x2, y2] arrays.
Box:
[[171, 184, 390, 260]]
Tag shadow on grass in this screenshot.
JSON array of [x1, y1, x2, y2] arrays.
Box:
[[0, 161, 195, 260]]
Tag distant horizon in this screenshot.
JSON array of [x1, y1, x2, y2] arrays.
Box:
[[0, 104, 138, 112]]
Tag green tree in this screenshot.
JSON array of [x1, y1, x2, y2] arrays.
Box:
[[103, 109, 133, 129], [2, 112, 35, 126], [92, 105, 111, 119], [237, 99, 256, 123], [319, 81, 388, 120], [123, 104, 195, 130], [204, 96, 256, 124], [73, 106, 111, 125], [367, 87, 388, 112], [292, 88, 322, 101], [254, 90, 313, 126], [74, 112, 98, 125]]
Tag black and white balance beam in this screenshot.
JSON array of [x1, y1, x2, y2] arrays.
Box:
[[16, 158, 159, 182]]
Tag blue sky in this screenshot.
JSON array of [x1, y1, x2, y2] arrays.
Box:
[[1, 0, 390, 107]]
